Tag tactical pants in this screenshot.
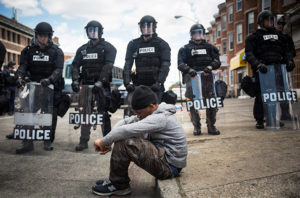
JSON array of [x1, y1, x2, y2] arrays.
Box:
[[5, 86, 15, 113], [109, 138, 173, 189], [184, 74, 217, 129]]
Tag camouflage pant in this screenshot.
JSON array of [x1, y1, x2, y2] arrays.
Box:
[[109, 138, 173, 189]]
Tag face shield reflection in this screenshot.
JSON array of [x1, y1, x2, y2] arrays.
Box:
[[87, 26, 99, 39], [191, 29, 205, 41], [263, 16, 275, 28], [140, 22, 154, 36]]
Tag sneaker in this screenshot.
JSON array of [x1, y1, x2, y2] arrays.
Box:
[[75, 142, 88, 151], [16, 141, 34, 154], [256, 120, 264, 129], [44, 141, 53, 151], [95, 178, 111, 185], [92, 183, 131, 196]]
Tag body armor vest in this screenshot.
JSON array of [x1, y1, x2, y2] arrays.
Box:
[[80, 43, 105, 84], [186, 42, 213, 71], [255, 31, 285, 64], [134, 39, 161, 86]]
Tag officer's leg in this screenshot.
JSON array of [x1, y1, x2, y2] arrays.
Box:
[[254, 93, 264, 129], [101, 111, 111, 137], [184, 74, 201, 135], [76, 123, 91, 151], [206, 108, 220, 135]]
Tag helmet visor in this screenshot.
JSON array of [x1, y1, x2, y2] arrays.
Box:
[[263, 16, 276, 28], [140, 22, 154, 36], [191, 29, 205, 41], [87, 26, 99, 39]]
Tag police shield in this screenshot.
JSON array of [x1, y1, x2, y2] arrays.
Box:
[[69, 85, 104, 130], [259, 64, 299, 129], [13, 82, 53, 141], [187, 71, 224, 111], [123, 91, 135, 119]]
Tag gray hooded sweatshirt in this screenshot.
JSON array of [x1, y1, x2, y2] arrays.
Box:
[[102, 103, 187, 168]]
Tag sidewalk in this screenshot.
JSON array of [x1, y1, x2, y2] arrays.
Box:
[[0, 98, 299, 197], [159, 98, 300, 198]]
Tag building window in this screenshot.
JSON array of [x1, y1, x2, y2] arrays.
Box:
[[13, 54, 16, 62], [18, 55, 20, 64], [262, 0, 271, 10], [222, 15, 227, 30], [222, 39, 227, 55], [210, 35, 213, 44], [7, 30, 11, 41], [1, 28, 5, 40], [217, 24, 221, 38], [27, 38, 30, 46], [228, 32, 234, 51], [247, 12, 254, 35], [213, 30, 216, 43], [12, 32, 16, 43], [228, 5, 233, 23], [230, 70, 234, 86], [17, 35, 21, 44], [236, 23, 243, 44], [236, 0, 242, 11]]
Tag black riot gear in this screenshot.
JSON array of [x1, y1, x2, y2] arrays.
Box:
[[257, 10, 275, 29], [138, 15, 157, 36], [34, 22, 54, 38], [277, 16, 286, 25], [190, 24, 205, 41], [85, 20, 103, 40]]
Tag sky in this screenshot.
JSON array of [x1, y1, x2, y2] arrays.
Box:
[[0, 0, 224, 88]]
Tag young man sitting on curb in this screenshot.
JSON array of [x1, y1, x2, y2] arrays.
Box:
[[93, 85, 187, 196]]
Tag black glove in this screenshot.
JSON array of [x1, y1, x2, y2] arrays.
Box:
[[16, 78, 25, 88], [257, 63, 267, 73], [188, 68, 197, 77], [204, 66, 212, 73], [126, 84, 135, 93], [40, 78, 51, 87], [151, 82, 161, 92], [72, 81, 80, 92], [286, 61, 295, 72]]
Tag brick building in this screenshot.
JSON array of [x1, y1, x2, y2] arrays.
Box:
[[207, 0, 300, 97], [0, 14, 60, 68]]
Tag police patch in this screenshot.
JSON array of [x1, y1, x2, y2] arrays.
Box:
[[139, 47, 155, 54], [33, 55, 49, 61], [83, 53, 98, 59], [191, 49, 207, 56], [263, 35, 278, 40]]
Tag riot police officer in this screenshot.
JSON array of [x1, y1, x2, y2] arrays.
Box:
[[245, 10, 294, 129], [123, 15, 171, 101], [71, 20, 116, 151], [178, 24, 221, 136], [16, 22, 64, 153]]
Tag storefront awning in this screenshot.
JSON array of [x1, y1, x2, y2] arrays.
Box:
[[230, 50, 248, 70]]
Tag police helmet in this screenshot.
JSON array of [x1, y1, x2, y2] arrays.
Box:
[[138, 15, 157, 36], [190, 24, 205, 41], [85, 20, 103, 40], [257, 10, 275, 28], [34, 22, 54, 38], [277, 16, 286, 25]]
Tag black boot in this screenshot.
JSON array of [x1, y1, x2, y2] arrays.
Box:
[[193, 127, 201, 136], [75, 141, 88, 151], [16, 141, 34, 154], [44, 141, 53, 151], [6, 133, 14, 139], [256, 120, 264, 129], [208, 125, 220, 135]]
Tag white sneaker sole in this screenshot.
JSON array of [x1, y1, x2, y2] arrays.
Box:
[[92, 188, 131, 196]]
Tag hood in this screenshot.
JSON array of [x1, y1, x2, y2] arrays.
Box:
[[154, 102, 176, 115]]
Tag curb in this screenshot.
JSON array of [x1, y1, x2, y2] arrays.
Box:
[[157, 178, 183, 198]]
